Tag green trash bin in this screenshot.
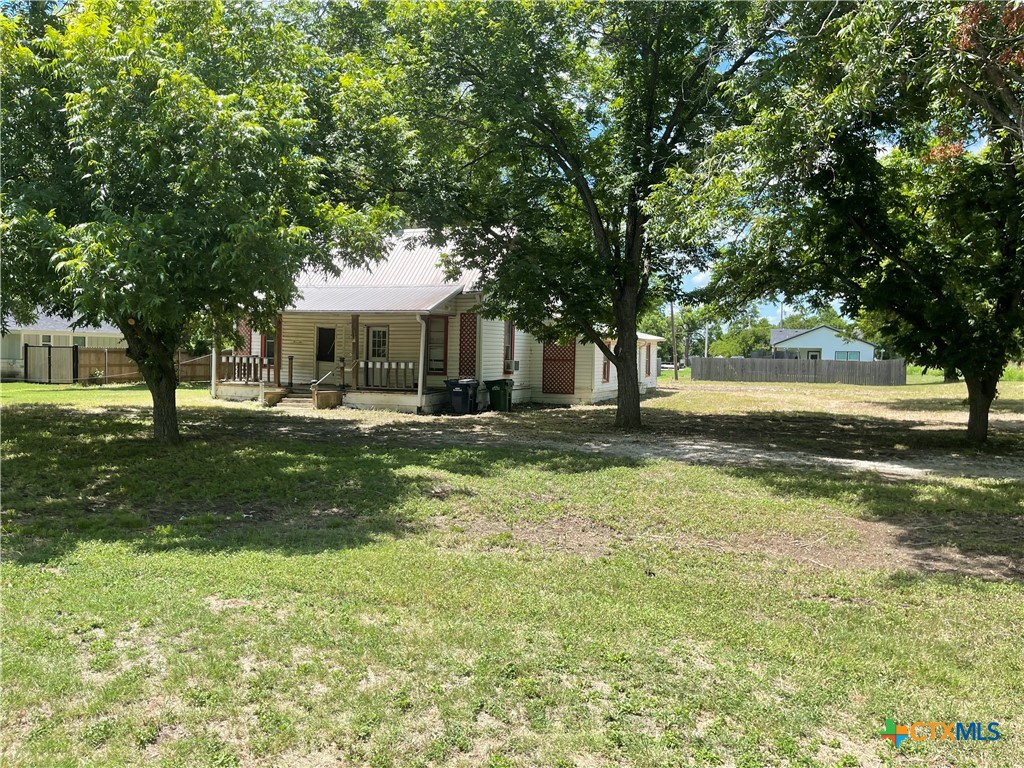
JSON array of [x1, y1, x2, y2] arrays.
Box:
[[483, 378, 514, 412]]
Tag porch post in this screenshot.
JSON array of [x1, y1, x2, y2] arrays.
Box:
[[417, 314, 428, 412], [476, 313, 483, 384], [351, 314, 359, 388], [274, 314, 282, 387], [210, 338, 218, 399]]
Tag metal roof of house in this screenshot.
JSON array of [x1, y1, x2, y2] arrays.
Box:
[[289, 285, 465, 313], [770, 324, 877, 347], [637, 332, 666, 342], [3, 312, 122, 335], [296, 229, 479, 290]]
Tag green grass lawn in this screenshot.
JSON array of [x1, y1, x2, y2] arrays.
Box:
[[2, 383, 1022, 767]]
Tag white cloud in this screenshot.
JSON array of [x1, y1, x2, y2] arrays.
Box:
[[688, 270, 711, 289]]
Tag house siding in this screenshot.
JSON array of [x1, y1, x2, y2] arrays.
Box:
[[477, 318, 535, 405], [281, 307, 487, 389], [590, 343, 619, 403], [773, 327, 876, 361], [263, 306, 662, 410]]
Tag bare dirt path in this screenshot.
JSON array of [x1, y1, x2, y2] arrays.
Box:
[[255, 409, 1024, 481]]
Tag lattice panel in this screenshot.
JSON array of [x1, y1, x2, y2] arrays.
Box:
[[236, 320, 252, 355], [459, 313, 477, 378], [542, 342, 576, 394]]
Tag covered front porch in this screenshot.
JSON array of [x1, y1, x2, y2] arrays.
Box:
[[215, 284, 474, 414]]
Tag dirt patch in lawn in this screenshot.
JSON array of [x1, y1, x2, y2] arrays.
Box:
[[433, 512, 1023, 581], [724, 521, 1023, 580], [432, 514, 618, 558], [203, 595, 264, 613]]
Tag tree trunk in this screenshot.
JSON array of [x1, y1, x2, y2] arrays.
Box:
[[613, 314, 642, 430], [943, 366, 959, 383], [683, 332, 692, 368], [145, 361, 181, 444], [964, 373, 997, 444], [121, 322, 182, 444]]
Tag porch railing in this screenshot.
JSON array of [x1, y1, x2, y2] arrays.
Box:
[[358, 360, 418, 390], [221, 354, 275, 383]]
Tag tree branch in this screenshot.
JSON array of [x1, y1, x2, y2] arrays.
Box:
[[525, 117, 616, 264]]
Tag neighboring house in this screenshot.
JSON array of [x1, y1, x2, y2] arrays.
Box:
[[770, 324, 877, 361], [221, 229, 663, 412], [1, 313, 127, 381]]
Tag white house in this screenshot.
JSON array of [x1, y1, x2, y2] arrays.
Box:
[[1, 313, 127, 381], [770, 325, 877, 361], [219, 229, 663, 412]]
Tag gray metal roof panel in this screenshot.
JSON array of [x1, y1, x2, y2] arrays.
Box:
[[298, 229, 480, 290], [289, 285, 464, 313]]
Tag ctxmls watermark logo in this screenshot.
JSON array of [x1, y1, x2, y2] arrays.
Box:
[[879, 719, 1000, 747]]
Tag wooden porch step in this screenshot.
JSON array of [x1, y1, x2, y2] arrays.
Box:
[[276, 392, 314, 410]]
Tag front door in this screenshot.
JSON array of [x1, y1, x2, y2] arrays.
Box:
[[367, 326, 389, 360], [365, 326, 389, 387], [315, 327, 336, 383]]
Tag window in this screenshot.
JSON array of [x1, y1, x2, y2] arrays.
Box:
[[368, 327, 388, 360], [503, 321, 515, 364], [73, 335, 87, 347], [41, 334, 52, 346], [602, 358, 611, 383], [262, 333, 276, 362], [426, 316, 448, 374], [645, 345, 651, 376], [835, 351, 861, 361]]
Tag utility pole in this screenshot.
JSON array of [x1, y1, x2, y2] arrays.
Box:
[[704, 321, 709, 357], [669, 301, 678, 380]]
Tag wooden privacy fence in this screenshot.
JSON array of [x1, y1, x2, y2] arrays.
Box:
[[24, 345, 77, 384], [691, 357, 907, 386], [76, 348, 215, 384]]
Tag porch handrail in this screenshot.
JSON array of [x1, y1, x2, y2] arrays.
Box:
[[220, 353, 273, 383], [311, 356, 347, 389], [356, 359, 418, 390]]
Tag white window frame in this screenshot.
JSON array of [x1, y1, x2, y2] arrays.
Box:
[[426, 317, 447, 374], [503, 320, 514, 363], [368, 326, 389, 361]]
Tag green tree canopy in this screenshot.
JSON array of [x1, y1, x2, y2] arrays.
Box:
[[708, 320, 771, 359], [379, 0, 781, 428], [1, 0, 400, 441], [656, 1, 1024, 442]]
